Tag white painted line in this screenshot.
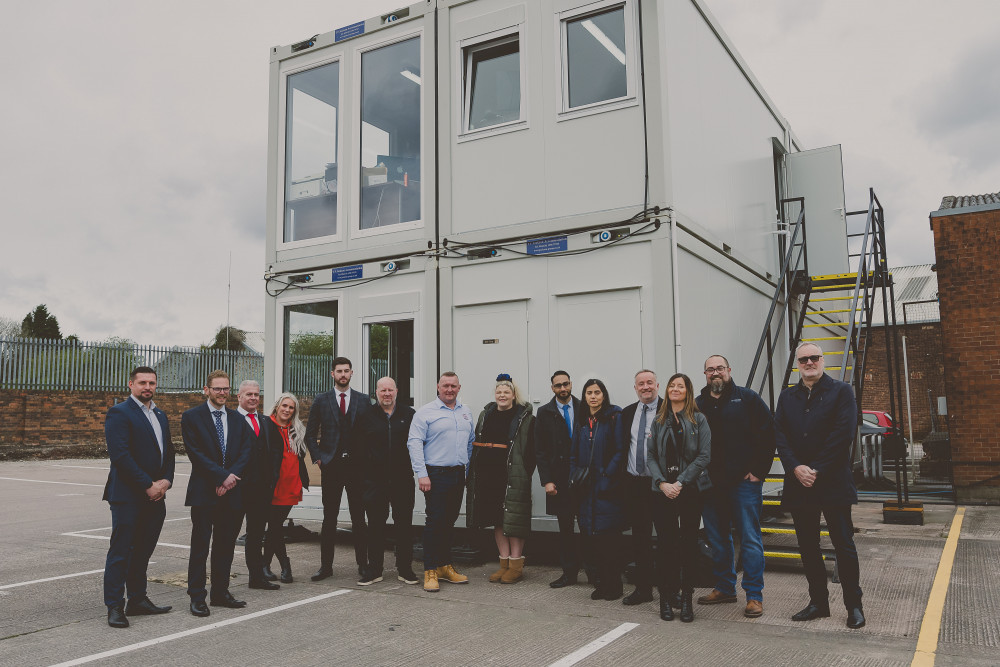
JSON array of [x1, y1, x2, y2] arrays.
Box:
[[0, 476, 103, 488], [58, 493, 86, 497], [52, 590, 352, 666], [0, 569, 105, 590], [61, 532, 242, 554], [548, 622, 639, 667], [50, 465, 190, 477]]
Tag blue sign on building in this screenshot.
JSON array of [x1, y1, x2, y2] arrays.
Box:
[[331, 264, 364, 282], [527, 236, 568, 255], [335, 21, 365, 42]]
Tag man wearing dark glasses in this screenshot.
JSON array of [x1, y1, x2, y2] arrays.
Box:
[[775, 343, 865, 629]]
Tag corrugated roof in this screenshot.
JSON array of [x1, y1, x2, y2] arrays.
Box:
[[868, 264, 939, 326], [938, 192, 1000, 210]]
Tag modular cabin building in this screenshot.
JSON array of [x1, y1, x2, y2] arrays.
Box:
[[262, 0, 852, 526]]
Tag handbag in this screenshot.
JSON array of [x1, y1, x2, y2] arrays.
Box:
[[568, 418, 598, 496]]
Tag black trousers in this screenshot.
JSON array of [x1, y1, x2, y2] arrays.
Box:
[[650, 487, 702, 596], [104, 500, 166, 607], [264, 505, 294, 562], [319, 459, 367, 570], [625, 474, 655, 590], [244, 503, 269, 579], [389, 473, 416, 570], [589, 532, 624, 597], [188, 502, 243, 602], [556, 509, 582, 576], [360, 478, 390, 575], [791, 505, 863, 610], [422, 466, 465, 569]]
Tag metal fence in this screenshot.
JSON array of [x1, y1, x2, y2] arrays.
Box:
[[0, 337, 265, 392]]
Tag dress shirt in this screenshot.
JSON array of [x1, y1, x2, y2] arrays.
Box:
[[337, 388, 351, 413], [406, 397, 475, 478], [207, 400, 228, 446], [557, 398, 574, 435], [237, 406, 259, 432], [628, 400, 656, 476], [130, 395, 164, 459]]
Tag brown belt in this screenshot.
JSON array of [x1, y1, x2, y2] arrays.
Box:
[[473, 441, 508, 449]]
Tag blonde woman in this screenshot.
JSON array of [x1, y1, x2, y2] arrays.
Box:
[[467, 374, 536, 583]]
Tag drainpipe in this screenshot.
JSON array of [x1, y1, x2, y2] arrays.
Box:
[[671, 213, 682, 372]]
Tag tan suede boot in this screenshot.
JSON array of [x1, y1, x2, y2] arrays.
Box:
[[489, 558, 509, 583], [436, 564, 469, 584], [423, 569, 439, 592], [501, 557, 524, 584]]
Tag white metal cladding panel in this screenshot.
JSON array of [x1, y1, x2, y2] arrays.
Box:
[[677, 247, 781, 386], [660, 0, 785, 274]]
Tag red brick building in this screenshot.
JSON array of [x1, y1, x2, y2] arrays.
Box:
[[930, 192, 1000, 502]]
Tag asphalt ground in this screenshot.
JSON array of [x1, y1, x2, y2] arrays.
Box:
[[0, 459, 997, 666]]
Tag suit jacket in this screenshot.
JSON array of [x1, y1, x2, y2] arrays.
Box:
[[103, 398, 174, 503], [245, 416, 310, 508], [620, 397, 663, 476], [534, 396, 581, 515], [305, 388, 371, 466], [182, 403, 253, 508]]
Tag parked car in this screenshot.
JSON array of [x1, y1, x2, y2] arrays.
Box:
[[861, 410, 907, 459]]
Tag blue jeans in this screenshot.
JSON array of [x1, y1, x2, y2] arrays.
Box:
[[423, 466, 465, 569], [702, 479, 764, 601]]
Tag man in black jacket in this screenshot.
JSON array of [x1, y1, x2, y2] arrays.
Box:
[[355, 377, 418, 584], [305, 356, 372, 582], [535, 370, 584, 588], [695, 355, 775, 619]]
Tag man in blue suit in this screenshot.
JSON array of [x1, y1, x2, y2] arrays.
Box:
[[182, 369, 253, 617], [103, 366, 175, 629]]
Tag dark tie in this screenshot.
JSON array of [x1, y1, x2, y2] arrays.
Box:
[[339, 392, 347, 415], [213, 410, 226, 463], [562, 404, 572, 438], [248, 413, 259, 436], [636, 404, 648, 475]]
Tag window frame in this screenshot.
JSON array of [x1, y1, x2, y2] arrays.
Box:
[[277, 53, 346, 250], [556, 0, 639, 121], [351, 29, 426, 240], [276, 292, 343, 395], [457, 24, 528, 142]]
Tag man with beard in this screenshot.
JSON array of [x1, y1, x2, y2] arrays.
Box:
[[305, 357, 373, 582], [695, 355, 775, 618]]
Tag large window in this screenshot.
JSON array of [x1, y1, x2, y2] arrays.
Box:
[[283, 301, 338, 395], [360, 37, 422, 231], [463, 32, 523, 134], [560, 1, 635, 114], [284, 61, 340, 243]]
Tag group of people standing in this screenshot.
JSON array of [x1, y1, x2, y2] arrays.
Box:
[[101, 341, 865, 632]]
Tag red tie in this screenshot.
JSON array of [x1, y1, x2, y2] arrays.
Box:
[[339, 393, 347, 415], [248, 413, 259, 436]]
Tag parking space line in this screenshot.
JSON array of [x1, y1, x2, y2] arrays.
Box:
[[51, 590, 352, 666], [0, 476, 104, 488], [547, 622, 639, 667], [51, 465, 190, 477], [0, 569, 105, 590], [911, 506, 966, 667]]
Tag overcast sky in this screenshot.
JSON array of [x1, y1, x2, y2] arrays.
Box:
[[1, 0, 996, 345]]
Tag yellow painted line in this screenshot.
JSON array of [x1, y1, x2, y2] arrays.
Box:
[[763, 500, 781, 506], [804, 321, 851, 327], [803, 336, 847, 341], [911, 506, 965, 667], [811, 296, 853, 302], [762, 527, 830, 537]]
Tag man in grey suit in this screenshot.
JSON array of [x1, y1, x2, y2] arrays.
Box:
[[306, 356, 373, 582]]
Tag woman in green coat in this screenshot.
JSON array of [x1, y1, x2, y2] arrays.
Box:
[[467, 374, 535, 584]]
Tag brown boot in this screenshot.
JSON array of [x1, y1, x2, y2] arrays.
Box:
[[697, 589, 737, 605], [500, 557, 524, 584], [423, 569, 439, 592], [489, 558, 509, 583], [436, 564, 469, 584]]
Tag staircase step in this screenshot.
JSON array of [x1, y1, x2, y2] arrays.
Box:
[[802, 336, 847, 341], [804, 321, 853, 327], [764, 549, 835, 562], [762, 527, 831, 537], [809, 308, 862, 315], [793, 366, 852, 372]]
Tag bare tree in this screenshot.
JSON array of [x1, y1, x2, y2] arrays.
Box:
[[0, 316, 21, 339]]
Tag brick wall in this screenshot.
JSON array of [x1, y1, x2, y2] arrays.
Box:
[[931, 206, 1000, 501], [0, 390, 318, 459], [861, 322, 945, 441]]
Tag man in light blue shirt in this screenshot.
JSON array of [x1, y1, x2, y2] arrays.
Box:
[[407, 372, 475, 592]]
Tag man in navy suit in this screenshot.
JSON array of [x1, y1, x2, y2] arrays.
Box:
[[103, 366, 175, 628], [305, 356, 373, 582], [182, 369, 253, 617]]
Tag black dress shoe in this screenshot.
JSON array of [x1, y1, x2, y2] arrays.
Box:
[[791, 603, 831, 621], [311, 567, 333, 582], [623, 588, 654, 606], [590, 588, 605, 600], [549, 574, 578, 589], [846, 606, 866, 629], [107, 604, 129, 628], [210, 592, 247, 609], [248, 579, 280, 590], [659, 599, 675, 621], [262, 566, 278, 582], [190, 600, 210, 618], [125, 597, 172, 615], [603, 587, 623, 602], [679, 594, 694, 623]]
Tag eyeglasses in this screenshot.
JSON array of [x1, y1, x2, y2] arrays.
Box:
[[797, 355, 822, 364], [496, 373, 512, 382], [209, 387, 231, 393], [552, 381, 571, 388], [704, 366, 728, 375]]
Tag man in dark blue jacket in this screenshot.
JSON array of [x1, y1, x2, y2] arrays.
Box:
[[776, 343, 865, 629], [696, 355, 775, 619], [102, 366, 175, 628]]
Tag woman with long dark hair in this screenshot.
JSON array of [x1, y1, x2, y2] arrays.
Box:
[[646, 373, 711, 622], [570, 378, 626, 601]]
